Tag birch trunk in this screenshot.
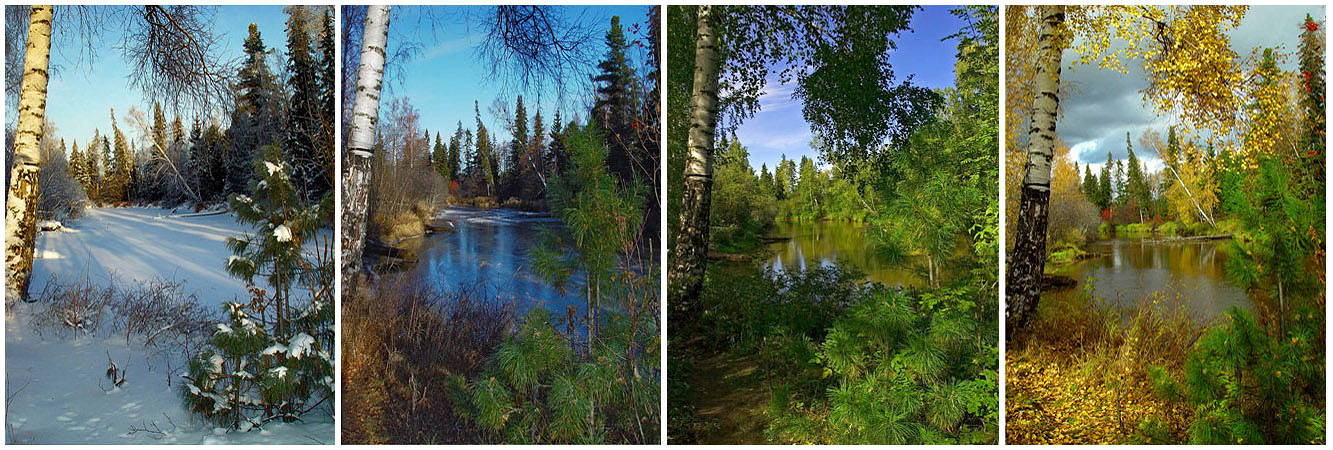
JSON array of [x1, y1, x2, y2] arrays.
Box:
[[5, 6, 54, 301], [667, 5, 720, 309], [340, 5, 390, 280], [1006, 5, 1065, 333]]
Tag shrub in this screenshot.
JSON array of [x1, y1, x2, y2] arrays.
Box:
[[1159, 221, 1181, 237], [766, 287, 997, 444], [341, 277, 516, 444]]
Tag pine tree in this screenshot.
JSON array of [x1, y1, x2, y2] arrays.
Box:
[[187, 141, 333, 427]]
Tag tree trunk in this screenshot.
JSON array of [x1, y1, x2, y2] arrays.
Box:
[[5, 6, 54, 301], [340, 5, 390, 280], [668, 5, 721, 309], [1006, 5, 1066, 334], [1161, 161, 1216, 227]]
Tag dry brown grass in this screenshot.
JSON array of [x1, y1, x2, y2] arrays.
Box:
[[341, 275, 517, 444]]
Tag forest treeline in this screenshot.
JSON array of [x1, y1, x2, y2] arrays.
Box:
[[359, 13, 660, 245], [6, 6, 336, 222], [1005, 6, 1324, 444]]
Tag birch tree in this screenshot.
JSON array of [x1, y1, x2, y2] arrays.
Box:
[[4, 5, 53, 300], [667, 5, 720, 307], [1005, 5, 1066, 333], [668, 6, 932, 308], [4, 5, 232, 300], [340, 5, 390, 279]]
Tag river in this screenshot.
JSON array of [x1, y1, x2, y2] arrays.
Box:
[[763, 220, 923, 288], [409, 207, 590, 320], [1047, 237, 1255, 322]]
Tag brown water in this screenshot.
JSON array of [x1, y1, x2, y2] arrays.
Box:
[[763, 220, 923, 288], [1048, 238, 1255, 322]]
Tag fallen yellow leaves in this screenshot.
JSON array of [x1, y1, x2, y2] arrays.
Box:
[[1006, 347, 1192, 444]]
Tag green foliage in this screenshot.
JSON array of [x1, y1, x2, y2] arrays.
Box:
[[709, 140, 778, 252], [765, 288, 998, 444], [179, 301, 332, 431], [181, 143, 334, 431], [1173, 307, 1325, 444], [478, 123, 658, 444], [697, 265, 863, 352]]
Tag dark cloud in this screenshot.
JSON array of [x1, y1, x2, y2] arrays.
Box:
[[1053, 5, 1325, 167]]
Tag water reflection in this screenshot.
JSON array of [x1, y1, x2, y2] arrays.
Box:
[[764, 221, 922, 288], [411, 207, 588, 320], [1051, 238, 1254, 322]]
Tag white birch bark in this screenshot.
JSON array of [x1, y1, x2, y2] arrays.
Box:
[[340, 5, 390, 279], [667, 5, 721, 306], [5, 6, 54, 301]]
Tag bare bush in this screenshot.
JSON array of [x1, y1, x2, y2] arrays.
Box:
[[30, 276, 117, 337], [29, 276, 217, 363], [113, 279, 214, 359]]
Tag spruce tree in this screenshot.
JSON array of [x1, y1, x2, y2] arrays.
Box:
[[474, 101, 494, 197], [433, 132, 449, 180], [285, 7, 327, 200], [68, 139, 86, 196], [229, 23, 274, 196], [592, 16, 639, 186]]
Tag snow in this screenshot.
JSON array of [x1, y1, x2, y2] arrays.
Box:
[[287, 333, 315, 359], [37, 220, 63, 231], [8, 207, 333, 444], [273, 225, 292, 242], [263, 161, 284, 177]]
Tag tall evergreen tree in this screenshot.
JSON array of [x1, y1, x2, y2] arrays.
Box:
[[229, 23, 276, 196], [285, 7, 327, 200], [1125, 132, 1150, 219], [449, 122, 463, 182], [69, 139, 86, 196], [1097, 152, 1113, 212], [474, 100, 494, 197], [592, 15, 639, 186]]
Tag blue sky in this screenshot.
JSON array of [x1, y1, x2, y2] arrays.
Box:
[[735, 5, 969, 172], [15, 5, 291, 150], [387, 5, 653, 144]]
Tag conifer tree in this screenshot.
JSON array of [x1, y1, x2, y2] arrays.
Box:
[[230, 23, 276, 196], [183, 142, 333, 427], [285, 7, 327, 200], [433, 132, 449, 180], [69, 139, 86, 196], [593, 15, 639, 187], [474, 101, 494, 197]]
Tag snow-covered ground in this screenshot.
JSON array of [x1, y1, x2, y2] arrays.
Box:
[[6, 207, 333, 444]]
